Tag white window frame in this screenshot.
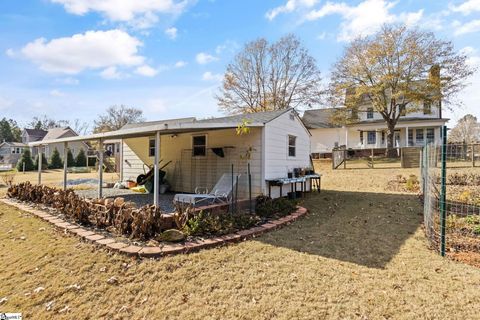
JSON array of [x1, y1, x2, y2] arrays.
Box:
[[367, 108, 374, 119], [426, 128, 435, 143], [367, 131, 376, 145], [416, 129, 424, 145], [148, 137, 156, 157], [288, 135, 296, 158], [192, 134, 207, 158]]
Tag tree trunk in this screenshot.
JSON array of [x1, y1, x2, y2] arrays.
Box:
[[386, 123, 397, 158]]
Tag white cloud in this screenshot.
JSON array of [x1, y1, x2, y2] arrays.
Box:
[[165, 27, 178, 39], [51, 0, 190, 28], [215, 40, 239, 55], [304, 0, 422, 42], [454, 19, 480, 35], [49, 89, 65, 97], [100, 66, 123, 79], [21, 29, 144, 74], [174, 60, 187, 68], [195, 52, 218, 64], [135, 64, 158, 77], [55, 77, 79, 85], [5, 48, 15, 57], [450, 0, 480, 15], [202, 71, 222, 82], [266, 0, 318, 20]]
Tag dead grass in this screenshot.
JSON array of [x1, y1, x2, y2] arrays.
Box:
[[1, 163, 480, 319]]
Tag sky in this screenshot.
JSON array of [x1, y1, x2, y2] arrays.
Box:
[[0, 0, 479, 131]]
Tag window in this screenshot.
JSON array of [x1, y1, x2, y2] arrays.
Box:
[[288, 135, 296, 157], [149, 138, 156, 157], [426, 128, 435, 143], [416, 129, 424, 145], [367, 131, 376, 145], [367, 107, 374, 119], [399, 104, 406, 116], [11, 147, 15, 154], [408, 129, 414, 146], [423, 101, 432, 115], [192, 135, 207, 157]]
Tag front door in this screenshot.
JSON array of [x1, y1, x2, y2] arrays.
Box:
[[394, 131, 401, 148]]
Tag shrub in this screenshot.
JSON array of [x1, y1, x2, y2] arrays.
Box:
[[405, 175, 420, 192], [67, 149, 75, 167], [0, 172, 15, 186], [183, 211, 259, 236], [16, 149, 35, 171], [34, 153, 48, 170], [49, 148, 63, 169], [255, 195, 297, 218], [75, 148, 87, 167]]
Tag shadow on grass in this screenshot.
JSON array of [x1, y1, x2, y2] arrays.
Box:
[[259, 190, 422, 269]]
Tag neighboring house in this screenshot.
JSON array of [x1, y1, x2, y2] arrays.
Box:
[[22, 127, 89, 161], [304, 99, 448, 157], [0, 142, 27, 168]]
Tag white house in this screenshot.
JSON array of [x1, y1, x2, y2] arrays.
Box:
[[31, 109, 314, 201], [304, 100, 448, 157]]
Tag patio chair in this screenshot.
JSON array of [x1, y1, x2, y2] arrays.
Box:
[[173, 173, 240, 206]]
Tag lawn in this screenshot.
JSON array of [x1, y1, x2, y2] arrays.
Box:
[[1, 164, 480, 319]]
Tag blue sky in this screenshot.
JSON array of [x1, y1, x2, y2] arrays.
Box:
[[0, 0, 479, 130]]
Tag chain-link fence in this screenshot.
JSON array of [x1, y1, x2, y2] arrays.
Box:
[[422, 127, 480, 257]]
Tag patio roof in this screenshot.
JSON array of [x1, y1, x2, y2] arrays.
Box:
[[29, 109, 293, 146]]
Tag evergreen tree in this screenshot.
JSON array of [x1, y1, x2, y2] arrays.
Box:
[[34, 152, 49, 170], [67, 149, 75, 167], [49, 148, 63, 169], [75, 148, 87, 167], [16, 149, 35, 171]]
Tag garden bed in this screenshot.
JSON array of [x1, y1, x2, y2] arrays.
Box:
[[3, 182, 306, 257]]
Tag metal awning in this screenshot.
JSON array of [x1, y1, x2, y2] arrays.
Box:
[[29, 121, 265, 146]]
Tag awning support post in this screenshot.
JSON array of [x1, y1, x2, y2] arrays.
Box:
[[38, 145, 42, 185], [63, 142, 68, 190], [98, 139, 104, 199], [153, 131, 160, 207]]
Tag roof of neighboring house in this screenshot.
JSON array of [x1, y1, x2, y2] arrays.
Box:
[[29, 109, 298, 146], [23, 128, 47, 141], [0, 142, 27, 148], [42, 127, 77, 140], [302, 108, 340, 129]]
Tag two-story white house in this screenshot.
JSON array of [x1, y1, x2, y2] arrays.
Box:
[[304, 100, 448, 157]]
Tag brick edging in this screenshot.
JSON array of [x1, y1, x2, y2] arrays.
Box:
[[0, 198, 307, 258]]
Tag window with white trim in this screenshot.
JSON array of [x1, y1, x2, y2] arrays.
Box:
[[367, 107, 374, 119], [192, 135, 207, 157], [426, 128, 435, 143], [423, 101, 432, 115], [149, 138, 156, 157], [367, 131, 376, 145], [408, 129, 414, 146], [288, 135, 296, 157], [416, 129, 424, 145]]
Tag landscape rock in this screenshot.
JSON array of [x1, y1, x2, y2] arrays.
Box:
[[157, 229, 185, 242]]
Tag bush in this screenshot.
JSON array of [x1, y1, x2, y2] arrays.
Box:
[[255, 195, 297, 218], [405, 175, 420, 192], [16, 149, 35, 171], [49, 148, 63, 169], [183, 211, 259, 236], [75, 148, 87, 167], [67, 149, 75, 167], [34, 153, 48, 170]]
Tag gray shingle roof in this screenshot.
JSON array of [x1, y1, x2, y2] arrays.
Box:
[[24, 129, 47, 141], [122, 117, 196, 130], [0, 142, 27, 148], [302, 108, 339, 128], [43, 127, 77, 140]]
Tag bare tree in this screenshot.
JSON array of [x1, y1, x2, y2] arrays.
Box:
[[216, 34, 323, 114], [329, 24, 475, 156], [94, 105, 145, 133], [449, 114, 480, 144], [28, 116, 69, 130], [71, 119, 90, 135]]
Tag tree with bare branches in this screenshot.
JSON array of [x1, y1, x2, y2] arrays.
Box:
[[216, 34, 323, 114], [329, 24, 475, 156], [449, 114, 480, 144], [94, 105, 145, 133]]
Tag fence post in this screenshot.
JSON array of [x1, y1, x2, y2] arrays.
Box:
[[371, 148, 374, 168], [440, 125, 447, 257], [472, 144, 476, 167], [344, 149, 347, 169]]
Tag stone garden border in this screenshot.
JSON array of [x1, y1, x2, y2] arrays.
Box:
[[0, 197, 307, 259]]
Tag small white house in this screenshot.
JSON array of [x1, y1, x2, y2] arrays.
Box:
[[32, 109, 313, 201], [304, 100, 448, 157]]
